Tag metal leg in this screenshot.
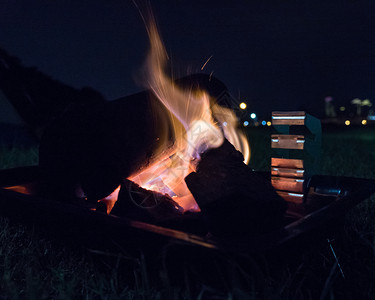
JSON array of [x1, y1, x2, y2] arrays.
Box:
[[327, 238, 345, 279]]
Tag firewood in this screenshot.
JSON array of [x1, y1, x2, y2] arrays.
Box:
[[110, 179, 183, 223], [185, 139, 287, 236]]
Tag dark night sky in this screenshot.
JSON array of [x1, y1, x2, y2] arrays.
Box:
[[1, 0, 375, 119]]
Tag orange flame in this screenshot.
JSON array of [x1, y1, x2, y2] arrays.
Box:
[[127, 15, 249, 212]]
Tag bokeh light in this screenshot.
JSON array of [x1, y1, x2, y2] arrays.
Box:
[[239, 102, 247, 110]]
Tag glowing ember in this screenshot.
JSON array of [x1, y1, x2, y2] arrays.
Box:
[[98, 185, 120, 214], [126, 12, 250, 212]]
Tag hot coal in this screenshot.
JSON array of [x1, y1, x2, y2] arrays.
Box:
[[185, 139, 287, 236], [110, 179, 183, 223]]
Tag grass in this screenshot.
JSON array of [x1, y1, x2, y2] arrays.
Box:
[[0, 125, 375, 299], [0, 217, 164, 299], [0, 124, 38, 169], [0, 144, 39, 169]]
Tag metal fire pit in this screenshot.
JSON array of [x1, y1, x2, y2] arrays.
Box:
[[0, 166, 374, 254]]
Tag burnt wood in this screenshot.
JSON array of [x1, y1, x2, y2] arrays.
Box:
[[110, 179, 209, 235], [111, 179, 183, 223], [185, 139, 288, 236]]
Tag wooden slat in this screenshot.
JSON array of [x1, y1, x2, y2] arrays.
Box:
[[271, 158, 304, 169], [271, 167, 304, 178], [271, 176, 304, 193], [276, 191, 304, 203], [271, 135, 305, 150], [272, 111, 306, 125]]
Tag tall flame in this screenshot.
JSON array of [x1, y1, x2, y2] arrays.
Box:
[[128, 14, 250, 212]]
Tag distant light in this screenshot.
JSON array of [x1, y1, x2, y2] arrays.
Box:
[[267, 121, 272, 127], [243, 121, 249, 127], [362, 99, 372, 107], [325, 96, 333, 103], [351, 98, 362, 105], [261, 120, 267, 126], [250, 113, 256, 119], [369, 116, 375, 121], [254, 122, 259, 127], [345, 120, 350, 126], [223, 122, 227, 127], [239, 102, 247, 110], [362, 119, 367, 125], [339, 106, 346, 112]]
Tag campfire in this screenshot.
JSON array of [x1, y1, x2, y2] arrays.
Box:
[[1, 6, 375, 260], [36, 10, 287, 236], [1, 12, 375, 253]]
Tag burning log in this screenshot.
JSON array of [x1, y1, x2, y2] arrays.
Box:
[[110, 139, 287, 236], [185, 139, 287, 236], [110, 179, 183, 223]]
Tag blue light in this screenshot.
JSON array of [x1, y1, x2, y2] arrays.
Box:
[[243, 121, 249, 127], [261, 120, 266, 126]]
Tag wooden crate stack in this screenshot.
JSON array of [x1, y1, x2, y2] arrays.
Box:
[[271, 111, 321, 203]]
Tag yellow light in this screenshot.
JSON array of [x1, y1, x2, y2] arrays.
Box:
[[345, 120, 350, 126], [266, 121, 272, 126], [362, 119, 367, 125], [339, 106, 346, 111], [239, 102, 247, 110]]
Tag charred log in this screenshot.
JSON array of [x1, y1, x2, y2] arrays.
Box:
[[110, 179, 207, 234], [185, 139, 287, 236], [110, 179, 183, 223]]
